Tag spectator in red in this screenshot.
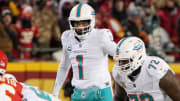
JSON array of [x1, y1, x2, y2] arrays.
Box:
[[96, 1, 125, 43], [96, 2, 112, 30], [156, 0, 180, 47], [14, 4, 39, 59]]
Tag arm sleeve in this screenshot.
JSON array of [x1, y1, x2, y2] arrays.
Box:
[[52, 34, 71, 97], [101, 29, 116, 56]]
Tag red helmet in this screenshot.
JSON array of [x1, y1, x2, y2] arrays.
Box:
[[0, 50, 8, 74]]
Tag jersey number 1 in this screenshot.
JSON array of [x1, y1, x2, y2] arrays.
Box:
[[76, 55, 84, 79]]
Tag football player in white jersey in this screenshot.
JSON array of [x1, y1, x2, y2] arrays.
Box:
[[4, 73, 61, 101], [112, 37, 180, 101], [52, 3, 116, 101]]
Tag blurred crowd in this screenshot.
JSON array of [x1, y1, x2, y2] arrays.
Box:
[[0, 0, 180, 62]]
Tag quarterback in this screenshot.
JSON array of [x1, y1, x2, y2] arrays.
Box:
[[112, 37, 180, 101], [52, 3, 116, 101]]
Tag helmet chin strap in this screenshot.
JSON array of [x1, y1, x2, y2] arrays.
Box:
[[75, 36, 83, 43], [128, 66, 142, 81]]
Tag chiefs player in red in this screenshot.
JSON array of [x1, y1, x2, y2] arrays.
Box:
[[0, 50, 23, 101]]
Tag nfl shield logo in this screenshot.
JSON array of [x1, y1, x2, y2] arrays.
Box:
[[67, 45, 72, 52], [81, 91, 86, 99]]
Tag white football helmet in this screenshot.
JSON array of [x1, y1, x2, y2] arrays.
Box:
[[68, 3, 95, 40], [114, 37, 147, 75]]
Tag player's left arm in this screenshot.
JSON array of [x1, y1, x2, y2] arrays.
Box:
[[159, 70, 180, 101]]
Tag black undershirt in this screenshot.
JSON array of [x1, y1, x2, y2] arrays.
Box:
[[128, 66, 142, 82]]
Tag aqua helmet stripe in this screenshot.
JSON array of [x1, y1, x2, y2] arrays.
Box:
[[116, 38, 127, 55], [76, 4, 82, 17]]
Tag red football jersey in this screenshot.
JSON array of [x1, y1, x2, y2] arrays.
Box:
[[15, 25, 39, 48], [0, 76, 23, 101]]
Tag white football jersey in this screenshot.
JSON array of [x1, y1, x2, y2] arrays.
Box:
[[61, 28, 116, 89], [22, 83, 61, 101], [113, 56, 172, 101]]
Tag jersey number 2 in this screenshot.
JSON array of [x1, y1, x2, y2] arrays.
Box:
[[76, 55, 84, 79], [148, 60, 160, 69]]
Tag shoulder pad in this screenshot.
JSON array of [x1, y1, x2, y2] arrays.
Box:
[[61, 30, 73, 44], [145, 56, 170, 79], [97, 29, 113, 41]]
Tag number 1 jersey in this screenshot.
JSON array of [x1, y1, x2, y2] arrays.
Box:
[[61, 29, 116, 89]]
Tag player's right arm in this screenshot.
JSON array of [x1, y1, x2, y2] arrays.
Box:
[[52, 31, 71, 97], [114, 82, 129, 101]]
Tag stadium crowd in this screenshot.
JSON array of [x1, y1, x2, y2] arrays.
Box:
[[0, 0, 180, 62]]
